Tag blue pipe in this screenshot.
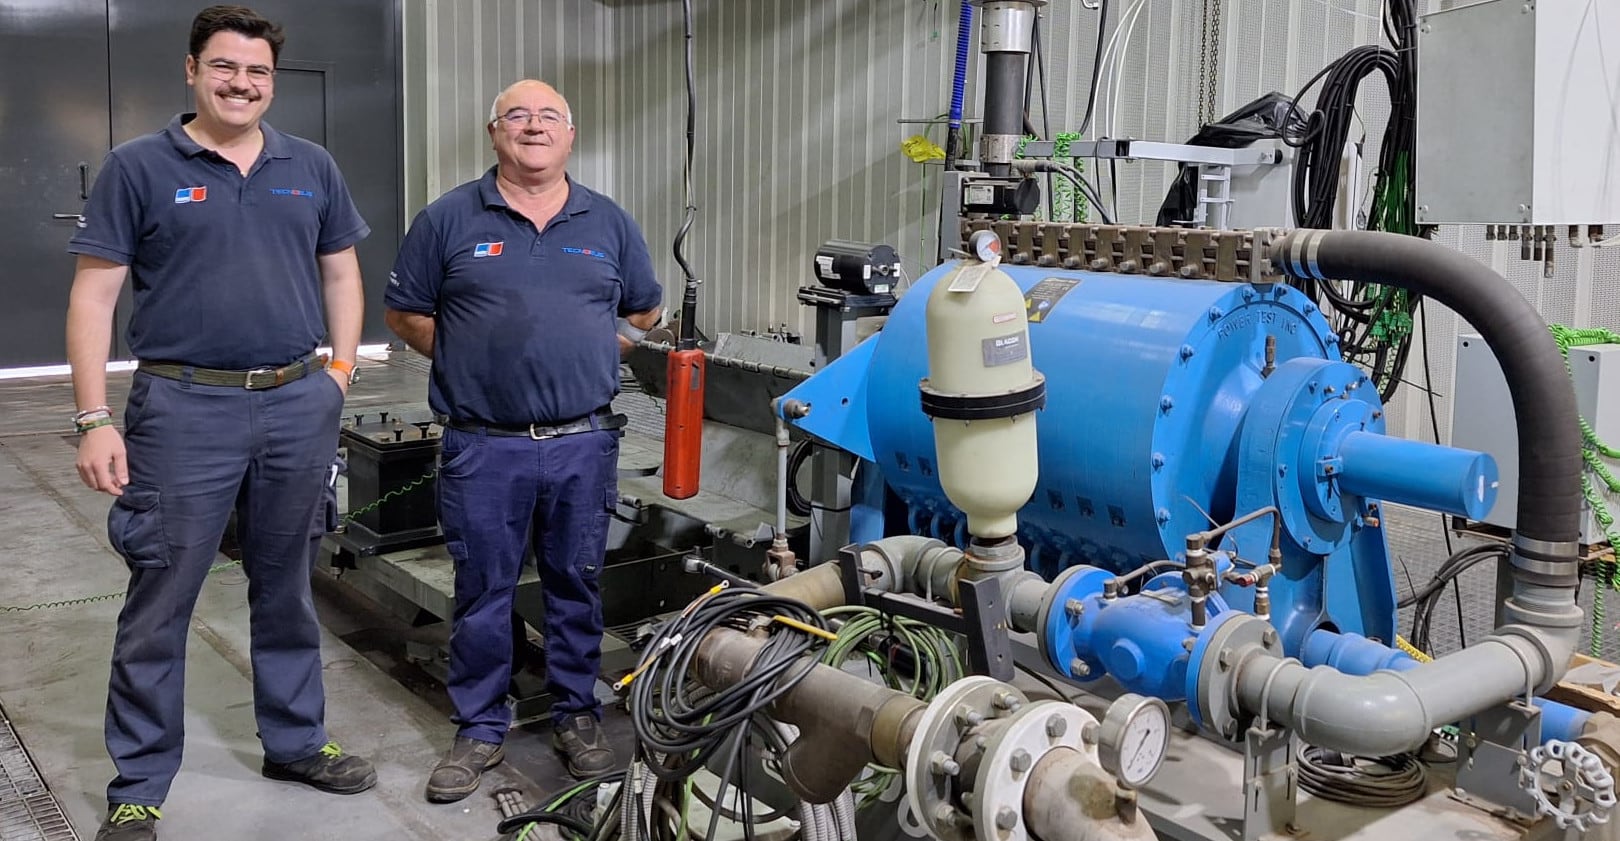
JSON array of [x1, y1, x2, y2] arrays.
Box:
[[945, 0, 973, 169], [1302, 630, 1590, 743], [1335, 431, 1498, 521], [949, 2, 973, 132]]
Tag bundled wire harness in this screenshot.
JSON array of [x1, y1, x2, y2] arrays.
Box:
[[1282, 0, 1421, 401]]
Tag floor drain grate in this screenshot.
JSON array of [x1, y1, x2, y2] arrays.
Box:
[[0, 706, 79, 841]]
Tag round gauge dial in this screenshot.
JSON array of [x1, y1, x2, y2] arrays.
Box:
[[1099, 694, 1171, 789], [968, 229, 1003, 264]]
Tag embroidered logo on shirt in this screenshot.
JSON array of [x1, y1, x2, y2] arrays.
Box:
[[174, 186, 208, 204], [562, 247, 609, 260], [473, 242, 505, 258], [269, 188, 316, 198]]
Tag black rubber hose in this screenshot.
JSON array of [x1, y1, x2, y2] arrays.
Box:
[[1272, 230, 1581, 548]]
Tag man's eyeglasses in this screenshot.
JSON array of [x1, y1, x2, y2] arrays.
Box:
[[199, 58, 275, 84], [494, 109, 569, 129]]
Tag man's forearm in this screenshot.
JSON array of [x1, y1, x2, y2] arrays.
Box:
[[386, 310, 435, 357], [320, 250, 365, 363], [66, 285, 117, 411]]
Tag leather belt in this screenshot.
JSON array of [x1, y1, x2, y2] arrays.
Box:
[[137, 353, 322, 390], [442, 408, 626, 440]]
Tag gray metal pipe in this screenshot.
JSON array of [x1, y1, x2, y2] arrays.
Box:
[[1233, 632, 1552, 755], [1022, 748, 1159, 841], [692, 627, 926, 803]]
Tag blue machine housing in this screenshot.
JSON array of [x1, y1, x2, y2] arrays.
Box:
[[784, 261, 1497, 658]]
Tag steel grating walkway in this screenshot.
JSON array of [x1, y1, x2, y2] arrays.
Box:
[[0, 706, 78, 841]]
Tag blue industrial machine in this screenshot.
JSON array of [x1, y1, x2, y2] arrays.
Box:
[[785, 261, 1497, 658]]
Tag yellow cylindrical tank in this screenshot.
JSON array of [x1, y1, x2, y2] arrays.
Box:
[[919, 259, 1044, 540]]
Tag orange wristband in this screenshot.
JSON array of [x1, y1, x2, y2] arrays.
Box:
[[328, 358, 356, 379]]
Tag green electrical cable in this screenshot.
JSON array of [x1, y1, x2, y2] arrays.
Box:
[[1549, 324, 1620, 655], [1, 559, 243, 613], [1, 465, 440, 614]]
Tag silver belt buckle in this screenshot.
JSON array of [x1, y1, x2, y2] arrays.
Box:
[[528, 423, 557, 441], [244, 367, 277, 390]]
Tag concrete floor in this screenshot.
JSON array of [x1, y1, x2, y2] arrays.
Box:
[[0, 356, 609, 841]]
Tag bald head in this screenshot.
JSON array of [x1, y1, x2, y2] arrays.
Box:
[[488, 80, 572, 128]]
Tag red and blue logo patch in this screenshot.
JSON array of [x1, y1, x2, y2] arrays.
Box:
[[174, 186, 208, 204], [473, 241, 504, 258]]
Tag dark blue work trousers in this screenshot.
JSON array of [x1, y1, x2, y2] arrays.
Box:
[[435, 425, 618, 743], [104, 369, 344, 805]]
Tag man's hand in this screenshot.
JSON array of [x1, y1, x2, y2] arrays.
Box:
[[325, 367, 351, 397], [76, 425, 128, 496]]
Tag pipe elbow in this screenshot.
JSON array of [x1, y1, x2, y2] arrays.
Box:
[[1292, 669, 1432, 756]]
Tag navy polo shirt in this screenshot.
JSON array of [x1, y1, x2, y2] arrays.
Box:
[[386, 168, 663, 425], [68, 114, 369, 369]]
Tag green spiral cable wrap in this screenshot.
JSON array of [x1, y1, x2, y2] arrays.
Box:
[[1550, 325, 1620, 656], [1, 466, 439, 614]]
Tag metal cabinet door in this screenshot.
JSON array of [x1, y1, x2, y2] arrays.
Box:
[[0, 1, 112, 367]]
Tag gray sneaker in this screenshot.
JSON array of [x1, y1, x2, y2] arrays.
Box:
[[94, 804, 160, 841], [426, 736, 505, 803], [552, 714, 616, 778]]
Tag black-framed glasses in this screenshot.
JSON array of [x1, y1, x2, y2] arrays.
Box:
[[494, 108, 568, 129], [199, 58, 275, 85]]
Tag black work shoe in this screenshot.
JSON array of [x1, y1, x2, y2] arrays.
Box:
[[552, 713, 616, 778], [262, 740, 378, 795], [425, 736, 505, 803], [94, 804, 161, 841]]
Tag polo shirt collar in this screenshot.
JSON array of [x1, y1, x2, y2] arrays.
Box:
[[477, 167, 593, 217], [163, 113, 293, 160]]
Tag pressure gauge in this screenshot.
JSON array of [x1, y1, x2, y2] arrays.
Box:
[[968, 229, 1002, 265], [1098, 694, 1171, 789]]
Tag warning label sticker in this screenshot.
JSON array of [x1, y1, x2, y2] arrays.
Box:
[[1025, 277, 1083, 323]]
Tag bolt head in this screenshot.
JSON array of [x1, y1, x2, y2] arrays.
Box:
[[933, 804, 958, 825], [993, 691, 1022, 711], [1070, 658, 1091, 677], [1010, 748, 1033, 773], [1046, 715, 1068, 738], [1218, 649, 1234, 670], [1262, 628, 1279, 647], [1065, 598, 1085, 619], [996, 807, 1019, 830], [1082, 721, 1100, 745], [957, 705, 984, 727]]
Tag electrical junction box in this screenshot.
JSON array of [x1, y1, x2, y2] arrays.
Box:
[[1415, 0, 1620, 226], [1450, 334, 1620, 544]]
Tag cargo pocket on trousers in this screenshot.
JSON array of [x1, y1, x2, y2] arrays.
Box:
[[108, 483, 169, 569]]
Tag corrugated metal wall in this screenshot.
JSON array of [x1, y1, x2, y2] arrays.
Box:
[[403, 0, 1620, 446], [402, 0, 615, 222]]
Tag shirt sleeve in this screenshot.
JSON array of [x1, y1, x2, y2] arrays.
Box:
[[66, 152, 140, 265], [316, 150, 370, 254], [617, 211, 663, 317], [385, 208, 444, 314]]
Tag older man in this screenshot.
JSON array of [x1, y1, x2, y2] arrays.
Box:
[[385, 80, 663, 799], [66, 6, 375, 840]]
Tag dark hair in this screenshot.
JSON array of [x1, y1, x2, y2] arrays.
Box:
[[189, 5, 285, 64]]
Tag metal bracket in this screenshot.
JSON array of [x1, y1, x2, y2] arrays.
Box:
[[1454, 700, 1542, 821], [835, 545, 1015, 681], [1242, 725, 1298, 841], [958, 220, 1285, 284]]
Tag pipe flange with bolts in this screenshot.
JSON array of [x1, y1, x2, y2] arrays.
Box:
[[971, 700, 1101, 841], [905, 677, 1026, 841], [1187, 612, 1285, 739], [1520, 739, 1617, 832]]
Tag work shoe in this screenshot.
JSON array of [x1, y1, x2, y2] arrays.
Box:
[[553, 713, 616, 778], [262, 740, 378, 795], [425, 736, 505, 803], [93, 804, 160, 841]]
